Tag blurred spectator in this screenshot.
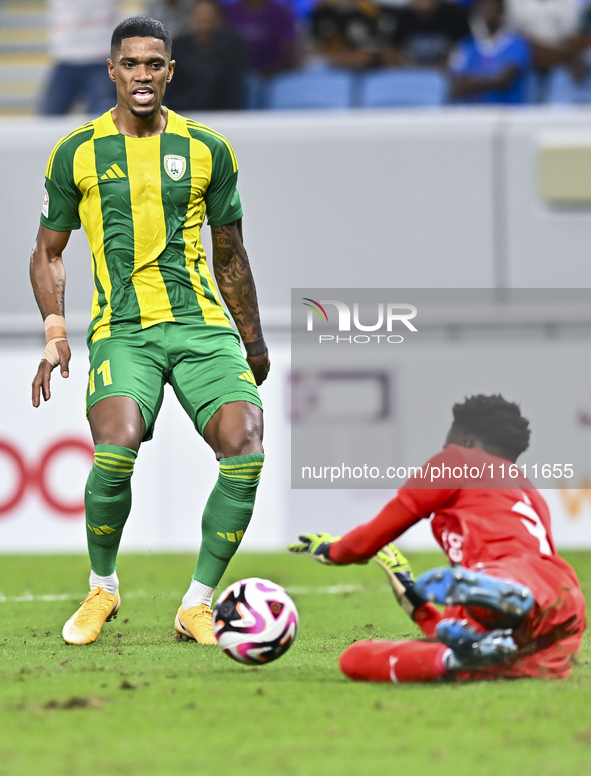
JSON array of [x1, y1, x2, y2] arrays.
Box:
[[288, 0, 319, 20], [225, 0, 298, 76], [308, 0, 381, 70], [147, 0, 196, 37], [40, 0, 117, 115], [574, 5, 591, 62], [506, 0, 586, 79], [382, 0, 471, 68], [449, 0, 531, 103], [166, 0, 248, 110]]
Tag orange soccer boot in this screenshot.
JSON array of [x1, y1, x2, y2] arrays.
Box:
[[62, 587, 121, 645], [175, 603, 217, 645]]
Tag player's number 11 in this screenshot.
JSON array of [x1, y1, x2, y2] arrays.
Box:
[[88, 360, 113, 395]]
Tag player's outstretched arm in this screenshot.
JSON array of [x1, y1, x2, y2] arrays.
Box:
[[211, 219, 270, 386], [29, 224, 72, 407]]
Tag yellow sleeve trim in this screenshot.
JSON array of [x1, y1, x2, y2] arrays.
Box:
[[46, 121, 94, 179], [186, 119, 238, 173]]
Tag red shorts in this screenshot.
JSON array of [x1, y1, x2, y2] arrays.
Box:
[[449, 555, 586, 680]]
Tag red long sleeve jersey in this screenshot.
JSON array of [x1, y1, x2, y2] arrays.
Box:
[[330, 444, 586, 662], [331, 445, 566, 574]]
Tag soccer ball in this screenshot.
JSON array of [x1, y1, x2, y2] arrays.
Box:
[[213, 577, 299, 665]]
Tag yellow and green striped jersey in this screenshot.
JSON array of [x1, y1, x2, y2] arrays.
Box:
[[41, 109, 242, 344]]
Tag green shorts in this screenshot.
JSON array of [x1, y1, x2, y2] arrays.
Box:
[[86, 322, 262, 440]]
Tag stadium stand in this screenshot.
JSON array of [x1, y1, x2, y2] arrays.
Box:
[[2, 0, 591, 114], [245, 73, 267, 109], [547, 65, 591, 104], [0, 1, 48, 116], [359, 69, 448, 107], [0, 0, 146, 116], [267, 68, 354, 109]]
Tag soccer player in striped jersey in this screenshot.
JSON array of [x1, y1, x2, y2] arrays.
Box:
[[30, 16, 269, 646]]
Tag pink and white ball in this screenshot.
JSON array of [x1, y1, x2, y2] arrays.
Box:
[[213, 578, 299, 665]]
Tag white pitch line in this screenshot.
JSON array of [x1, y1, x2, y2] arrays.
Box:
[[0, 591, 148, 604], [0, 594, 73, 603], [0, 584, 367, 603], [288, 584, 366, 595]]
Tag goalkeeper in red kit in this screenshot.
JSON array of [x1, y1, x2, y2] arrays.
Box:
[[288, 395, 586, 682]]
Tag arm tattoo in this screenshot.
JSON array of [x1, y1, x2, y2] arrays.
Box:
[[52, 267, 65, 315], [211, 222, 264, 347]]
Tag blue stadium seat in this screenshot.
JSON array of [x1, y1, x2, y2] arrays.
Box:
[[267, 69, 354, 110], [359, 69, 448, 108], [547, 67, 591, 105], [522, 70, 541, 104], [244, 74, 267, 110]]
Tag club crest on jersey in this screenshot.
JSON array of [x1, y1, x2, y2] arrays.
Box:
[[164, 155, 186, 181]]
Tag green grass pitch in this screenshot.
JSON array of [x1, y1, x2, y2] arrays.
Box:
[[0, 550, 589, 776]]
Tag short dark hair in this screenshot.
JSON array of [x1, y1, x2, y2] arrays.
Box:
[[111, 16, 172, 56], [452, 394, 530, 460]]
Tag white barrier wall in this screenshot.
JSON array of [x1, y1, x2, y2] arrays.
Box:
[[0, 338, 291, 554], [1, 108, 591, 552], [0, 110, 499, 326], [3, 107, 591, 328], [289, 331, 591, 550], [1, 336, 590, 552], [503, 111, 591, 287]]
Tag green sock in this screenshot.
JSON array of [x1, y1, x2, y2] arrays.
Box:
[[85, 444, 137, 576], [194, 453, 265, 588]]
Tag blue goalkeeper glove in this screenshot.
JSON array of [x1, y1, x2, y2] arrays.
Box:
[[287, 532, 341, 565]]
